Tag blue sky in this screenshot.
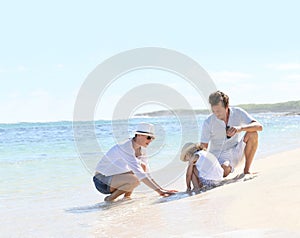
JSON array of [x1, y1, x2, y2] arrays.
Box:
[[1, 0, 299, 122]]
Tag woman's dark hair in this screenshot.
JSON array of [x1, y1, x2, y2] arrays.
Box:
[[208, 91, 229, 108]]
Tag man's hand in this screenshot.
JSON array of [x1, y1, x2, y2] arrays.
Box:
[[226, 126, 242, 137]]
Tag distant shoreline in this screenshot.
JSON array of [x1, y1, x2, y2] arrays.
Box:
[[1, 100, 299, 124], [134, 100, 300, 117]]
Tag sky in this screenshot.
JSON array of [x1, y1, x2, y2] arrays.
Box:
[[1, 0, 300, 123]]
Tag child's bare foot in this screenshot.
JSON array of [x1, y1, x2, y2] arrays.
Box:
[[192, 188, 201, 194]]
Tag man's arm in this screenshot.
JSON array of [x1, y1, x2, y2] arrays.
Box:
[[237, 120, 263, 132], [227, 120, 263, 137]]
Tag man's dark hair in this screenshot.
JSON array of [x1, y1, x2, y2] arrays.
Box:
[[209, 91, 229, 108]]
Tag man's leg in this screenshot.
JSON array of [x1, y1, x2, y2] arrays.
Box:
[[123, 191, 133, 199], [105, 172, 140, 201], [243, 131, 258, 174]]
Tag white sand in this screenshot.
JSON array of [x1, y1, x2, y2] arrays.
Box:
[[3, 149, 300, 237], [222, 148, 300, 235], [91, 148, 300, 237]]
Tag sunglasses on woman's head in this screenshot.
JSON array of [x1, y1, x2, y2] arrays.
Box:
[[146, 136, 155, 140]]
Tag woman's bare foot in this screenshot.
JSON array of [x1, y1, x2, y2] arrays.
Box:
[[104, 195, 113, 202]]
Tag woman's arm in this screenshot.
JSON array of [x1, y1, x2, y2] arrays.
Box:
[[140, 161, 177, 195]]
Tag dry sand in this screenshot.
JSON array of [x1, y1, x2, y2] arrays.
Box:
[[5, 148, 299, 237], [184, 148, 300, 237], [95, 148, 300, 237]]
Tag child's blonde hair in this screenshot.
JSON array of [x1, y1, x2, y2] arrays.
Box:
[[180, 142, 205, 162]]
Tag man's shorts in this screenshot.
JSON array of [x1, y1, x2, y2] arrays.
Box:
[[93, 173, 113, 194], [218, 139, 246, 169]]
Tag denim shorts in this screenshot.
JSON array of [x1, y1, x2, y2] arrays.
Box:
[[93, 173, 113, 194]]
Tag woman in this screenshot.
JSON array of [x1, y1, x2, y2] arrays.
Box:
[[93, 122, 176, 202]]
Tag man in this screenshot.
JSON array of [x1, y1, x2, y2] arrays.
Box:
[[93, 122, 176, 202], [200, 91, 263, 176]]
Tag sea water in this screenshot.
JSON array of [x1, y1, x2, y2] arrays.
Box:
[[1, 113, 300, 237]]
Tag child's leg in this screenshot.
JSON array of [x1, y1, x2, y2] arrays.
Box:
[[191, 166, 202, 190]]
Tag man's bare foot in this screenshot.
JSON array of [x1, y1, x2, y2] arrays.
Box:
[[122, 196, 132, 200], [243, 170, 258, 175], [222, 164, 232, 177]]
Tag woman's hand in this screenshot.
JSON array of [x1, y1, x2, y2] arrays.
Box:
[[157, 188, 177, 197]]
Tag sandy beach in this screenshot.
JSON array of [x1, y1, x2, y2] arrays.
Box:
[[221, 148, 300, 235], [2, 148, 300, 237], [90, 148, 300, 237], [175, 147, 300, 237]]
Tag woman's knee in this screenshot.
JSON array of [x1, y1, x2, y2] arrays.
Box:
[[127, 175, 140, 188], [117, 176, 139, 192], [111, 174, 140, 191]]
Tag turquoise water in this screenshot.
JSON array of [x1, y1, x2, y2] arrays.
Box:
[[1, 113, 300, 162], [1, 113, 300, 197], [1, 114, 299, 159]]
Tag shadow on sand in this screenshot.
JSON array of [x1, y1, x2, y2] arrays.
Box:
[[65, 198, 135, 214], [154, 173, 258, 204], [65, 173, 257, 213]]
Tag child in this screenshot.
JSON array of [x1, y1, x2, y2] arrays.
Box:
[[180, 142, 224, 192]]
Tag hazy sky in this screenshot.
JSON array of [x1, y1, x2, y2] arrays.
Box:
[[1, 0, 299, 123]]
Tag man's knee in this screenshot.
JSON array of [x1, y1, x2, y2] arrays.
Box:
[[243, 131, 258, 143]]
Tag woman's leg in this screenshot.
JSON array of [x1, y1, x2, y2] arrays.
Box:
[[105, 172, 140, 201]]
